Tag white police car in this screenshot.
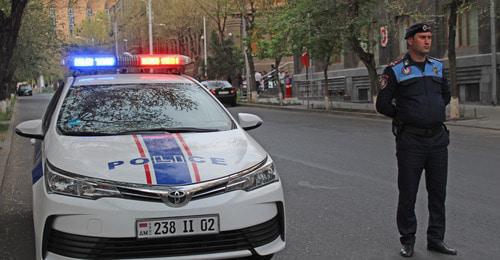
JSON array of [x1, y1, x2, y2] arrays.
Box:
[[15, 54, 285, 259]]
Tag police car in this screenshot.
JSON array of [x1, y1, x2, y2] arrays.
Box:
[[15, 54, 285, 259]]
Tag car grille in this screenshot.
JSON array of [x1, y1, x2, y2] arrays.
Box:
[[116, 181, 228, 203], [46, 215, 281, 259]]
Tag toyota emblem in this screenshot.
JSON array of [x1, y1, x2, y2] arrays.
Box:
[[160, 190, 191, 207]]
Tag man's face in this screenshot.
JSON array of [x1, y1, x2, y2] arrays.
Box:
[[408, 32, 432, 55]]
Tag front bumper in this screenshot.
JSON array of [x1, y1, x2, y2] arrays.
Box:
[[33, 179, 285, 259]]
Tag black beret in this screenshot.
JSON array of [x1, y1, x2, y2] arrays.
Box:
[[404, 23, 432, 39]]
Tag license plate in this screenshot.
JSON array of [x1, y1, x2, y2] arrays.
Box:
[[218, 91, 229, 95], [136, 215, 219, 239]]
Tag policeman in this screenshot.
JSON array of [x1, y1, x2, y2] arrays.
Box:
[[376, 23, 457, 257]]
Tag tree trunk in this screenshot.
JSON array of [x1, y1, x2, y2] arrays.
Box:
[[0, 0, 29, 100], [241, 1, 257, 102], [323, 55, 332, 110], [448, 0, 462, 120], [274, 58, 283, 105], [347, 34, 378, 103]]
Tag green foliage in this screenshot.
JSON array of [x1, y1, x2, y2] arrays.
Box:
[[255, 2, 294, 62], [206, 30, 243, 81], [10, 0, 64, 83], [76, 11, 112, 49]]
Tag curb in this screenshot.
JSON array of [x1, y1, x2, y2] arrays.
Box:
[[239, 102, 500, 131], [239, 102, 387, 120], [0, 101, 18, 190]]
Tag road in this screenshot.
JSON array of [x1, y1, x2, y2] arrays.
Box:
[[1, 95, 499, 259]]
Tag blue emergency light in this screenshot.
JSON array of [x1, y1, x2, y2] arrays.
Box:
[[71, 56, 116, 68]]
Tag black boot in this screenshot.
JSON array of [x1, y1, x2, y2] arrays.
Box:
[[400, 244, 414, 257], [427, 241, 457, 255]]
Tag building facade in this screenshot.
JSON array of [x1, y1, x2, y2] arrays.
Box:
[[292, 0, 499, 105], [45, 0, 117, 40]]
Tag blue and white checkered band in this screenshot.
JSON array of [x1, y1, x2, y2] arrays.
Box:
[[391, 58, 444, 83]]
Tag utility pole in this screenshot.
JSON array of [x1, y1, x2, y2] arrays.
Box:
[[203, 16, 208, 79], [114, 21, 118, 57], [491, 0, 497, 105], [147, 0, 153, 54]]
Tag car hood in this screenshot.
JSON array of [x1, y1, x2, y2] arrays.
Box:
[[45, 129, 267, 185]]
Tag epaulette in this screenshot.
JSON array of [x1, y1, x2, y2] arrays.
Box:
[[388, 55, 405, 67], [427, 56, 442, 63]]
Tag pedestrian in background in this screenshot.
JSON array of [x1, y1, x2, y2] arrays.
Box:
[[255, 71, 262, 94], [376, 22, 457, 257]]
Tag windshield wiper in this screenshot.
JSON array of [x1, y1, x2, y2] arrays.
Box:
[[115, 127, 220, 135], [61, 131, 118, 136]]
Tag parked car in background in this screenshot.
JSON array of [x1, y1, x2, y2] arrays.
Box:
[[201, 80, 237, 106], [17, 84, 33, 96]]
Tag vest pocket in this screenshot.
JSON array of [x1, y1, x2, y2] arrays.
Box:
[[431, 77, 445, 93], [398, 78, 423, 96]]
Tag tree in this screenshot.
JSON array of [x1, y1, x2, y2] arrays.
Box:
[[447, 0, 474, 120], [342, 0, 381, 102], [0, 0, 29, 100], [77, 11, 113, 49], [239, 0, 259, 101], [255, 1, 294, 104], [9, 0, 64, 88], [286, 0, 343, 110], [206, 30, 243, 81]]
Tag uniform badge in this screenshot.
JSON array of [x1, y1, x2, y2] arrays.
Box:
[[402, 66, 411, 75], [433, 66, 438, 75], [379, 74, 389, 89]]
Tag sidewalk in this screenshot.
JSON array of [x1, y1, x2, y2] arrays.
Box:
[[0, 101, 17, 191], [241, 97, 500, 131]]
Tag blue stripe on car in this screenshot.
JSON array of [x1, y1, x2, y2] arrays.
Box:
[[32, 159, 43, 184], [142, 134, 192, 185]]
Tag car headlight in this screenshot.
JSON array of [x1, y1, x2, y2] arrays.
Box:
[[225, 159, 278, 192], [45, 162, 121, 199]]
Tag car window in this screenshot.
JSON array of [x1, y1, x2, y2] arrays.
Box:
[[19, 85, 32, 90], [202, 81, 232, 89], [43, 84, 65, 134], [56, 83, 234, 135]]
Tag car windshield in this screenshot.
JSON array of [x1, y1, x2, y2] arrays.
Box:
[[57, 83, 234, 135], [202, 81, 232, 89], [19, 85, 31, 90]]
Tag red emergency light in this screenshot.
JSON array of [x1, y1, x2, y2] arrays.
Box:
[[137, 55, 189, 67]]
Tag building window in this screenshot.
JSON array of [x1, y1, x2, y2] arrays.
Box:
[[464, 83, 480, 102], [456, 7, 478, 47], [68, 8, 74, 35], [358, 88, 369, 101]]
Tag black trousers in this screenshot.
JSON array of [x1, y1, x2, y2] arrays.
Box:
[[395, 127, 449, 245]]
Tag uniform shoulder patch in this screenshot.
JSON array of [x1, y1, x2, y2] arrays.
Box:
[[379, 74, 389, 89], [389, 55, 405, 67]]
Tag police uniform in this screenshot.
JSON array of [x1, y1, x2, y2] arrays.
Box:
[[376, 23, 455, 255]]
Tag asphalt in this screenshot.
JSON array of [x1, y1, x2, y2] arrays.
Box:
[[1, 98, 499, 192], [241, 98, 500, 131]]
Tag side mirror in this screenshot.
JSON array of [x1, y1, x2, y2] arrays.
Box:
[[238, 113, 263, 131], [15, 119, 44, 140]]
